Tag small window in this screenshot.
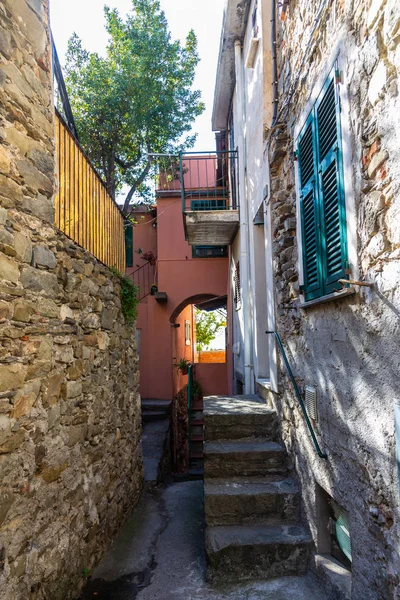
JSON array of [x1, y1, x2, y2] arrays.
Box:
[[185, 320, 191, 346], [234, 262, 242, 310], [316, 484, 352, 571], [297, 65, 348, 302], [192, 245, 228, 258]]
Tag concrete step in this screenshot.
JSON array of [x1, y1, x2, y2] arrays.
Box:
[[204, 476, 300, 526], [204, 394, 278, 441], [204, 440, 287, 478], [206, 523, 311, 584]]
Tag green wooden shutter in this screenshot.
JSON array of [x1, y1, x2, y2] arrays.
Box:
[[315, 69, 348, 295], [298, 115, 323, 301], [125, 224, 133, 268]]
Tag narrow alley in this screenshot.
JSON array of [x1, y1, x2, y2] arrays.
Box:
[[79, 464, 324, 600], [0, 0, 399, 599]]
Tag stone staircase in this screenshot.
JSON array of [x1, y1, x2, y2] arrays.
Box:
[[204, 395, 312, 584]]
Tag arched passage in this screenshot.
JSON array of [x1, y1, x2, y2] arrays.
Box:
[[170, 293, 219, 324]]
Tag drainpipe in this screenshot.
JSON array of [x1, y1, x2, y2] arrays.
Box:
[[234, 40, 254, 395]]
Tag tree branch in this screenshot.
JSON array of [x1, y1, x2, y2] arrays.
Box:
[[122, 151, 153, 213]]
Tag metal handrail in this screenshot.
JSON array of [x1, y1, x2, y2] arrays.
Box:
[[128, 261, 156, 300], [187, 364, 193, 461], [266, 330, 327, 459]]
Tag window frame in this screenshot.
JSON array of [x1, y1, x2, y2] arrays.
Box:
[[294, 50, 357, 305], [184, 320, 191, 346]]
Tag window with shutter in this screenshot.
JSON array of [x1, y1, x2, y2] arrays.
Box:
[[125, 224, 133, 268], [297, 66, 348, 302]]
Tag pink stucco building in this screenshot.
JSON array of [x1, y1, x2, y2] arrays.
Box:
[[126, 155, 230, 406]]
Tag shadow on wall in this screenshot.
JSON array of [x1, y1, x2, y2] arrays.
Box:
[[272, 291, 400, 598]]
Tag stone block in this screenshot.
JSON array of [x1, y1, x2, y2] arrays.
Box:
[[0, 206, 7, 225], [0, 429, 25, 453], [0, 146, 10, 175], [0, 490, 14, 526], [0, 363, 25, 393], [54, 345, 74, 364], [11, 379, 40, 418], [67, 425, 87, 447], [20, 266, 58, 295], [0, 26, 12, 59], [60, 304, 74, 322], [13, 302, 33, 322], [13, 232, 32, 263], [82, 313, 100, 329], [17, 160, 53, 196], [20, 193, 54, 223], [64, 381, 82, 399], [44, 373, 64, 407], [26, 148, 54, 179], [101, 307, 117, 330], [40, 462, 68, 483], [33, 244, 57, 269], [0, 253, 19, 283], [26, 360, 51, 380], [3, 0, 46, 56], [367, 150, 388, 179]]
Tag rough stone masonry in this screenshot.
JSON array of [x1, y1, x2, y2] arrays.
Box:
[[0, 1, 143, 599], [265, 0, 400, 598]]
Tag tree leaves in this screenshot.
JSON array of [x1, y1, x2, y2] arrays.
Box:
[[64, 0, 205, 211], [195, 308, 227, 351]]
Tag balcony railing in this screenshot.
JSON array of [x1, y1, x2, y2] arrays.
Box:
[[54, 111, 126, 272], [178, 151, 238, 213]]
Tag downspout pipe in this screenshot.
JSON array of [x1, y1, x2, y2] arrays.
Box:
[[234, 39, 254, 395]]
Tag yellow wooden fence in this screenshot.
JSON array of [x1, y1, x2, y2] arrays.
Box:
[[54, 112, 126, 272]]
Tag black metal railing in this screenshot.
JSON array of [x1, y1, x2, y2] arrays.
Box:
[[179, 151, 238, 213], [128, 261, 156, 301], [266, 330, 327, 459]]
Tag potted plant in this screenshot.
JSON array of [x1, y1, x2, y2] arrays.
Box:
[[175, 358, 191, 375], [141, 250, 157, 266]]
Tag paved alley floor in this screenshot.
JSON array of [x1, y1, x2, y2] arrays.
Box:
[[78, 480, 325, 600]]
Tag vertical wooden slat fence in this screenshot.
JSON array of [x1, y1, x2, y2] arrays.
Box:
[[54, 111, 126, 272]]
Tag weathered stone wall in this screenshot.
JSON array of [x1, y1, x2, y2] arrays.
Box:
[[0, 1, 143, 599], [267, 0, 400, 598]]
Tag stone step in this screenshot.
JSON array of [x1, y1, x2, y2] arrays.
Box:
[[204, 476, 300, 526], [204, 394, 278, 441], [142, 410, 170, 423], [141, 398, 172, 412], [206, 523, 311, 584], [204, 440, 287, 478]]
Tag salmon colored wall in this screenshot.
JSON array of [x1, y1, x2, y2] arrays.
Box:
[[194, 363, 228, 397], [126, 211, 157, 277], [130, 189, 229, 401]]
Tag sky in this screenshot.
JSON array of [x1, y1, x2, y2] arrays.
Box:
[[49, 0, 226, 151]]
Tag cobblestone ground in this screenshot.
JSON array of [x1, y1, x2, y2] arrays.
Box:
[[78, 480, 324, 600]]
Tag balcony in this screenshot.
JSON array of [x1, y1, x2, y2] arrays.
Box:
[[157, 151, 239, 246]]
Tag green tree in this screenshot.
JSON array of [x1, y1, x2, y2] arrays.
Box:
[[195, 308, 226, 352], [64, 0, 204, 211]]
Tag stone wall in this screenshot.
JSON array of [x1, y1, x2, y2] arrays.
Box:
[[0, 1, 143, 599], [267, 0, 400, 598]]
